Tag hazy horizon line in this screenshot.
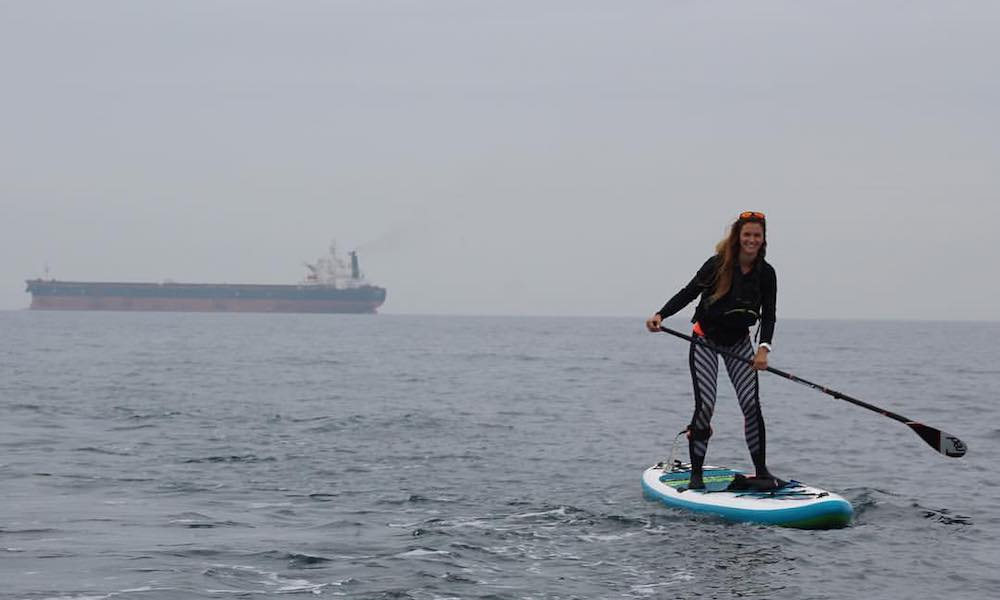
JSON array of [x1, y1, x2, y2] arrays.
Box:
[[1, 309, 996, 325]]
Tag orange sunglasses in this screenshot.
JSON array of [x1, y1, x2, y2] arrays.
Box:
[[739, 211, 766, 221]]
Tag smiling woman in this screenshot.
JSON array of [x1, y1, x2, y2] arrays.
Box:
[[645, 211, 777, 489]]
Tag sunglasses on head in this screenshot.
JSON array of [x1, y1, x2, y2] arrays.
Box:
[[739, 211, 766, 221]]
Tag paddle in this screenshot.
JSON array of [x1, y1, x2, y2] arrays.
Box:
[[658, 326, 967, 458]]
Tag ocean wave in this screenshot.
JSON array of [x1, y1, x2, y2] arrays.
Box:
[[181, 454, 276, 464], [73, 446, 133, 456], [246, 550, 335, 569], [202, 563, 342, 594], [167, 512, 253, 529], [918, 506, 973, 526]]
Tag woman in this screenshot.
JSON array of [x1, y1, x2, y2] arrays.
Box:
[[645, 211, 777, 490]]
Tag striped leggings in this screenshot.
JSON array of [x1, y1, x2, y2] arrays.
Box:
[[688, 335, 768, 474]]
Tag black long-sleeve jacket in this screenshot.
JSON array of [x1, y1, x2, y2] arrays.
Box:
[[656, 255, 776, 346]]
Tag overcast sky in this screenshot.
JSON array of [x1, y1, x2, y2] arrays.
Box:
[[2, 1, 998, 320]]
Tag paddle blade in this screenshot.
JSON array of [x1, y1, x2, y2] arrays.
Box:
[[907, 422, 967, 458]]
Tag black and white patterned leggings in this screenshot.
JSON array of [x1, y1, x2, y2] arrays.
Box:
[[687, 334, 767, 473]]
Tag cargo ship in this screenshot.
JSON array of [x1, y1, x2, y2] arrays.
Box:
[[25, 244, 386, 313]]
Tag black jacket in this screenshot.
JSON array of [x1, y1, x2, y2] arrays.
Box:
[[657, 255, 776, 346]]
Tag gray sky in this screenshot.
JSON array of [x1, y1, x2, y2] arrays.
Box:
[[2, 1, 998, 320]]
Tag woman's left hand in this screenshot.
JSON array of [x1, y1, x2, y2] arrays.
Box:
[[753, 348, 769, 371]]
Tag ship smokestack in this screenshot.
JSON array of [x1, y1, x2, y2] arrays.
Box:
[[350, 251, 360, 280]]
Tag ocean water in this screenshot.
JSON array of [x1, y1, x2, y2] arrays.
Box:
[[1, 311, 998, 599]]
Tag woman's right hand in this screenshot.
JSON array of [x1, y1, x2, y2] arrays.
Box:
[[645, 313, 663, 332]]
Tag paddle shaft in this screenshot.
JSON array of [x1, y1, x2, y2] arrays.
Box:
[[658, 326, 910, 425], [657, 325, 966, 457]]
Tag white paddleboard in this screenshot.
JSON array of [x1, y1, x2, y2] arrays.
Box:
[[642, 461, 853, 529]]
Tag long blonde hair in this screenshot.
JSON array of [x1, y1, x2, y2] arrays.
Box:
[[708, 216, 767, 303]]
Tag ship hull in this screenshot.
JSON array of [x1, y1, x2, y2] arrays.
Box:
[[25, 280, 386, 314]]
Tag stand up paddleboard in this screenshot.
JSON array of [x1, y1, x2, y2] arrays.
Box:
[[642, 461, 852, 529]]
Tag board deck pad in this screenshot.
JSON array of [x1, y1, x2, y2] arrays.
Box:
[[643, 461, 853, 529], [658, 468, 740, 492]]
